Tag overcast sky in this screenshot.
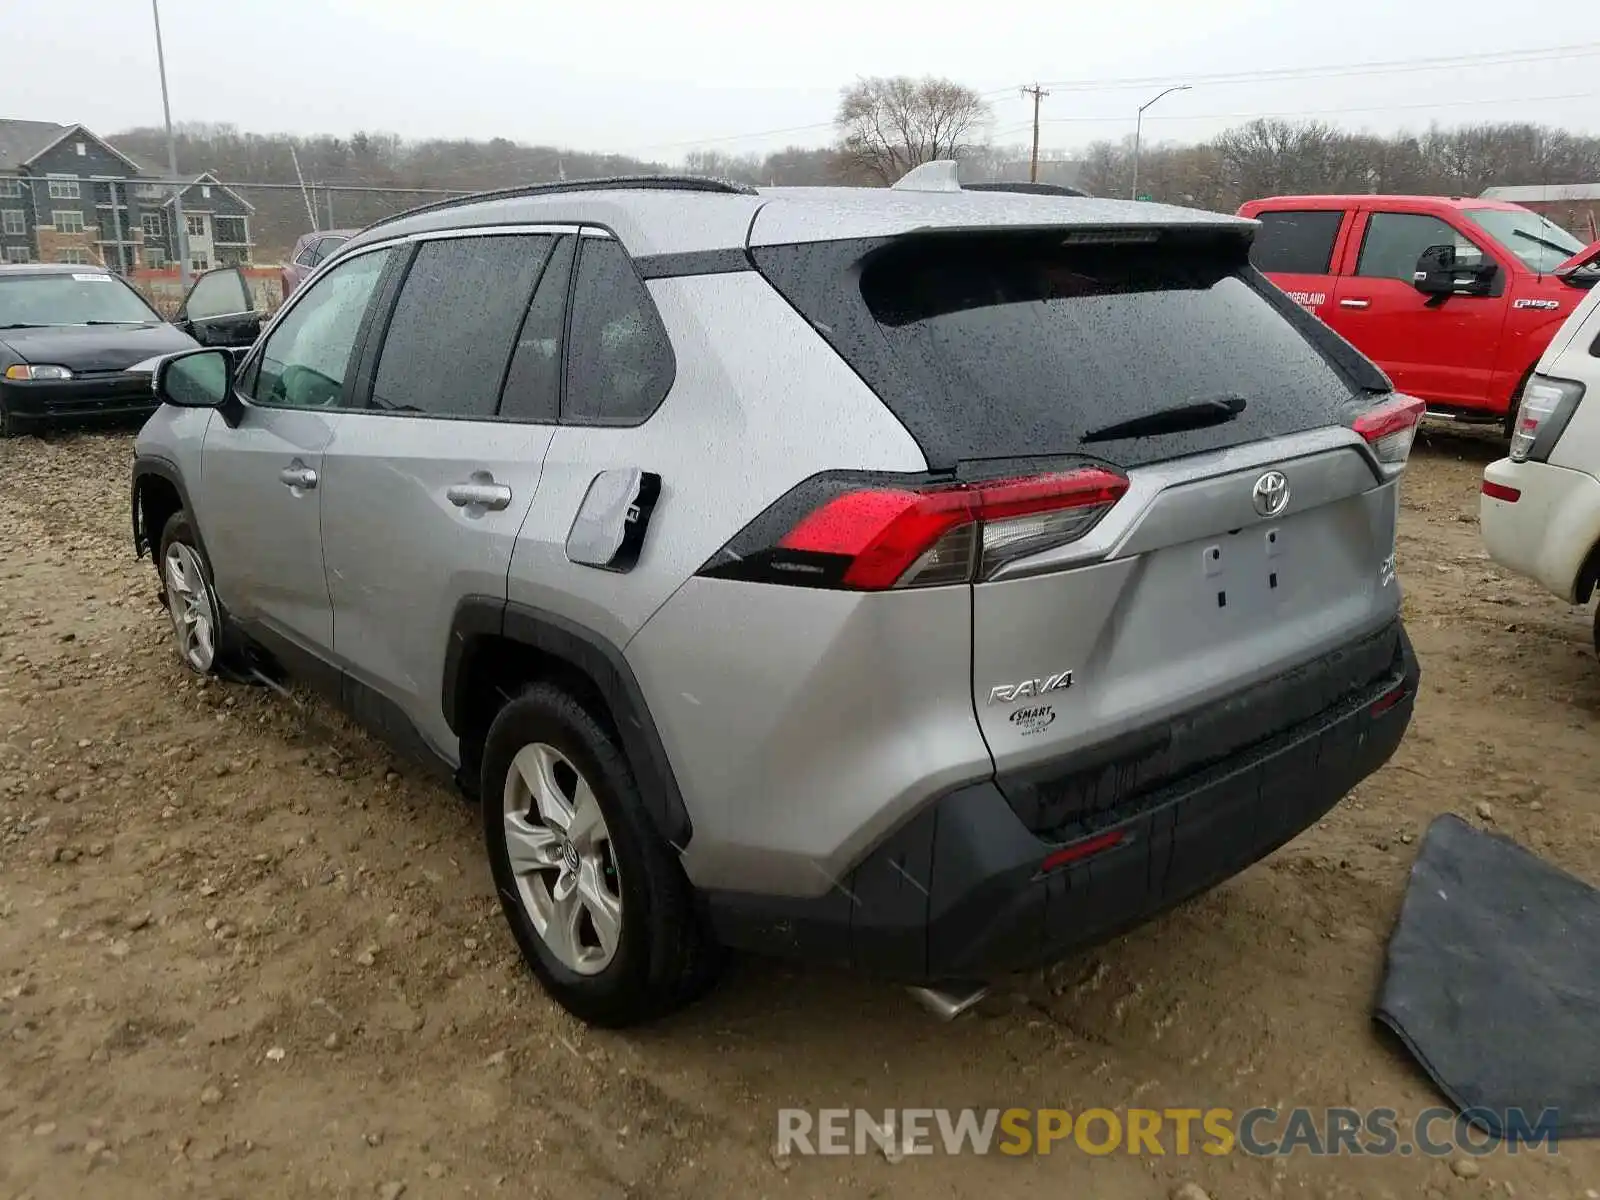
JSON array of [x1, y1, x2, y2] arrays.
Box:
[[9, 0, 1600, 160]]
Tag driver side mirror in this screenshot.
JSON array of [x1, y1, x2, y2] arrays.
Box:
[[154, 347, 235, 413], [1413, 244, 1497, 298]]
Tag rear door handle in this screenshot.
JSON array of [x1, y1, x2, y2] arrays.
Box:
[[447, 481, 512, 511], [278, 464, 318, 490], [1339, 298, 1371, 309]]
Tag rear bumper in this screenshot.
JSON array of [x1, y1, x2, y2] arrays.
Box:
[[705, 622, 1419, 983], [1481, 457, 1600, 604], [0, 374, 158, 423]]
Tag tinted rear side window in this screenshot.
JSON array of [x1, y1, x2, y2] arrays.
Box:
[[754, 232, 1365, 470], [369, 234, 553, 419], [1248, 210, 1344, 274]]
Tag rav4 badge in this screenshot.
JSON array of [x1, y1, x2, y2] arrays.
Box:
[[988, 671, 1074, 705]]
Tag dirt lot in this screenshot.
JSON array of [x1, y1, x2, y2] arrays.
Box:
[[1, 427, 1598, 1200]]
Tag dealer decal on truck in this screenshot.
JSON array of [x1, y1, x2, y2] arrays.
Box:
[[1283, 291, 1326, 310]]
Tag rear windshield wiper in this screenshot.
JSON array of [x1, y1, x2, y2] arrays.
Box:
[[1082, 394, 1247, 444]]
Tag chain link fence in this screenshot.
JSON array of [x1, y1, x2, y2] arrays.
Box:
[[76, 179, 476, 316]]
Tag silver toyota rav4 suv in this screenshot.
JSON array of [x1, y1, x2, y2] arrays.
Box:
[[130, 169, 1422, 1027]]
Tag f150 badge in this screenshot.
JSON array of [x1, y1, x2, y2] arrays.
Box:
[[1514, 299, 1561, 311], [988, 671, 1074, 705]]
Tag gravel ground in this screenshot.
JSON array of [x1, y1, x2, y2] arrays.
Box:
[[1, 424, 1598, 1200]]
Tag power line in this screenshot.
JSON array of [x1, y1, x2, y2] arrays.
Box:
[[990, 89, 1600, 139], [1023, 40, 1600, 94]]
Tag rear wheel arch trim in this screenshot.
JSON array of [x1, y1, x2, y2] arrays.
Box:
[[443, 597, 693, 848]]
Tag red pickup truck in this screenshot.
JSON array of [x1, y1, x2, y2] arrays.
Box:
[[1238, 194, 1600, 433]]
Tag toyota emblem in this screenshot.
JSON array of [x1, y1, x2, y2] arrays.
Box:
[[1252, 470, 1290, 518]]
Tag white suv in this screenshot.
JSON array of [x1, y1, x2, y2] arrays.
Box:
[[1481, 280, 1600, 651]]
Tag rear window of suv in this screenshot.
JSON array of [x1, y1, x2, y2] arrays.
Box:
[[753, 230, 1368, 469]]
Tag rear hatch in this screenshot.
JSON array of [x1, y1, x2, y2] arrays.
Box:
[[750, 220, 1412, 838]]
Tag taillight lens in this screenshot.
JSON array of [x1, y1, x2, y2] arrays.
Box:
[[700, 467, 1129, 591], [1352, 393, 1426, 465], [1509, 376, 1585, 463]]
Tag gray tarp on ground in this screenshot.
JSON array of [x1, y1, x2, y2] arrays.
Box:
[[1375, 812, 1600, 1138]]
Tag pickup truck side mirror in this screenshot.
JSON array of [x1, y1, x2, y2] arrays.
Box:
[[1413, 244, 1497, 299]]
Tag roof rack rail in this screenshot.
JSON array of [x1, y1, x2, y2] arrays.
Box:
[[362, 174, 760, 233], [965, 181, 1090, 198]]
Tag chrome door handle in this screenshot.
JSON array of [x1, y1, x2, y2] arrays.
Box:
[[279, 465, 318, 489], [1339, 298, 1371, 309], [447, 481, 512, 511]]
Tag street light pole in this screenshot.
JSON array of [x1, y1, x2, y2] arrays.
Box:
[[151, 0, 191, 290], [1131, 84, 1191, 201]]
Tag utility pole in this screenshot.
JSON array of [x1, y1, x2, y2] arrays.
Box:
[[1021, 84, 1050, 183], [151, 0, 190, 290], [290, 147, 317, 230]]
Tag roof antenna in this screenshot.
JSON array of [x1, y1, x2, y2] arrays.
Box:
[[892, 160, 962, 193]]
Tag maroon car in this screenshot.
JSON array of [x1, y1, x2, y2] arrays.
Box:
[[280, 229, 356, 301]]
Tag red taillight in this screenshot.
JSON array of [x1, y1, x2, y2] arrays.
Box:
[[1039, 829, 1126, 874], [1352, 394, 1426, 466], [1481, 480, 1521, 503], [774, 468, 1129, 590], [1370, 682, 1410, 716]]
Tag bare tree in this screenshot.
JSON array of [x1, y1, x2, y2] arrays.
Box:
[[835, 76, 990, 185]]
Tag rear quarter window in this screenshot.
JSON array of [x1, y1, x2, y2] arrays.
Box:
[[1248, 210, 1344, 275]]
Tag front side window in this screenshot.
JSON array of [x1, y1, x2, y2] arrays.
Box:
[[368, 234, 554, 419], [248, 248, 392, 410], [184, 269, 252, 321], [1, 210, 24, 237], [562, 237, 675, 425], [1462, 207, 1585, 274], [0, 270, 158, 326], [1357, 212, 1487, 281], [53, 210, 85, 234], [1248, 210, 1344, 275], [47, 178, 80, 200]]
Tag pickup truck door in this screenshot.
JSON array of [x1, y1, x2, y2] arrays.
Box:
[[1330, 209, 1508, 412]]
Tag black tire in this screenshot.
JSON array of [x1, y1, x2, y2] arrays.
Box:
[[482, 683, 720, 1027], [1593, 602, 1599, 662], [155, 510, 231, 677]]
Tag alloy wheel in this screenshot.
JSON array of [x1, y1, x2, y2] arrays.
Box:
[[163, 542, 217, 673], [502, 742, 623, 976]]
